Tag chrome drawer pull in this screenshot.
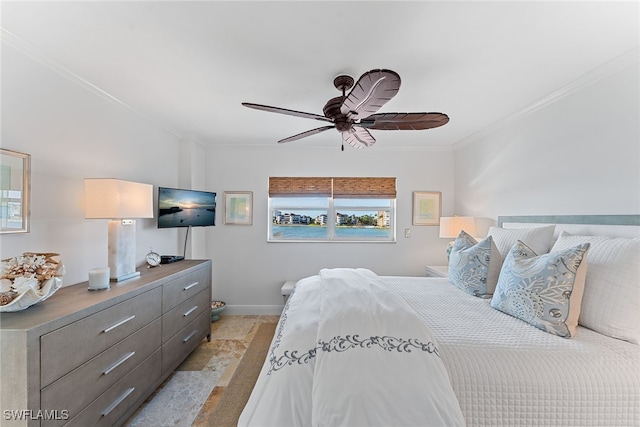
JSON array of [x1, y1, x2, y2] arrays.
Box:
[[103, 315, 136, 333], [183, 281, 199, 291], [103, 351, 136, 376], [183, 306, 198, 317], [183, 330, 198, 343], [101, 387, 135, 417]]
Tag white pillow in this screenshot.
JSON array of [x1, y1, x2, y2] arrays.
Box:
[[488, 225, 556, 260], [551, 231, 640, 344]]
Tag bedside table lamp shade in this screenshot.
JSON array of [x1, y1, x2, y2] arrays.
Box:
[[85, 179, 153, 282], [439, 216, 477, 258]]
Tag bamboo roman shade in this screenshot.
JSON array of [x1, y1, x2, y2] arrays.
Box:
[[269, 177, 332, 197], [332, 177, 396, 199], [269, 177, 396, 199]]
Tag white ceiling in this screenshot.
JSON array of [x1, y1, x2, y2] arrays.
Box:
[[2, 1, 638, 150]]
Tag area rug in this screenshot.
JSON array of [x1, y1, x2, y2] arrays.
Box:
[[206, 322, 277, 426]]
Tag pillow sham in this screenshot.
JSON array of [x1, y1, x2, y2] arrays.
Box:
[[488, 225, 556, 260], [491, 240, 590, 338], [551, 232, 640, 344], [448, 230, 501, 297]]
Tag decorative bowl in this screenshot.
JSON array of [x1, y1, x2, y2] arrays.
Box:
[[0, 253, 65, 312], [211, 300, 226, 322]]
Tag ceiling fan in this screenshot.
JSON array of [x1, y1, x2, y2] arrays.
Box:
[[242, 69, 449, 150]]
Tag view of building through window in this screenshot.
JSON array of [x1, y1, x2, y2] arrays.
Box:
[[268, 177, 397, 242], [269, 197, 395, 241]]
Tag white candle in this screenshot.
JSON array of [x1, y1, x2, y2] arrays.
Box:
[[88, 267, 110, 290]]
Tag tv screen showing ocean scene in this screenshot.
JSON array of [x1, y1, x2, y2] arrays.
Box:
[[157, 187, 216, 228]]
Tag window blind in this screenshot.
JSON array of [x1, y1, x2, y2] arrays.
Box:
[[332, 177, 396, 199], [268, 177, 332, 197], [269, 177, 396, 199]]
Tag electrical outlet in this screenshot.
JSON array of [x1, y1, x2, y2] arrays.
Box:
[[404, 228, 411, 238]]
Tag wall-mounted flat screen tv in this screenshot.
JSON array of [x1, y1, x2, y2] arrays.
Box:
[[157, 187, 216, 228]]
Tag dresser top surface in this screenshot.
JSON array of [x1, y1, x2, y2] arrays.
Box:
[[0, 259, 211, 333]]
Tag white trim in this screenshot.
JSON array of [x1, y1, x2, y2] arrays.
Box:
[[4, 25, 636, 153], [0, 28, 183, 138], [225, 304, 284, 316], [453, 47, 640, 150]]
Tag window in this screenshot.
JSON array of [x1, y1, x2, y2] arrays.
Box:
[[268, 177, 396, 242]]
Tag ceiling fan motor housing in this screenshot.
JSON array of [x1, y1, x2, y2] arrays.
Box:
[[323, 96, 352, 132]]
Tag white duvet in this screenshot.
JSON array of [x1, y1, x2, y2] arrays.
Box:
[[240, 271, 640, 426], [238, 268, 465, 427]]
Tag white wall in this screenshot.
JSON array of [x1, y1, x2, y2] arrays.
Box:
[[205, 146, 454, 313], [178, 136, 208, 260], [1, 43, 184, 286], [453, 62, 640, 235]]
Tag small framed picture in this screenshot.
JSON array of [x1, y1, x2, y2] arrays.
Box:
[[224, 191, 253, 225], [412, 191, 441, 226]]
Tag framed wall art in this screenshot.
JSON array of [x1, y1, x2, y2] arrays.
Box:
[[412, 191, 441, 226], [1, 149, 31, 234], [224, 191, 253, 225]]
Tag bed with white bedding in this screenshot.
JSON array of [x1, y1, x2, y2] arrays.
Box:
[[240, 215, 640, 426]]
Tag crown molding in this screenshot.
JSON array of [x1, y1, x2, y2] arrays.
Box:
[[452, 47, 640, 151], [1, 27, 184, 138], [4, 27, 636, 152]]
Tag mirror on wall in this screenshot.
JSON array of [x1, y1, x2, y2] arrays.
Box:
[[1, 149, 31, 234]]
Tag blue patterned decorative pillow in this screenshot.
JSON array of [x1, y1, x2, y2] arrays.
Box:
[[448, 231, 501, 297], [491, 240, 590, 338]]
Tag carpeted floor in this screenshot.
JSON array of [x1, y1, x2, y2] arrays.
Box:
[[125, 315, 279, 427]]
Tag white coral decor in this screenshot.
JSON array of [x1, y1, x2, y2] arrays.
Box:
[[0, 252, 65, 312]]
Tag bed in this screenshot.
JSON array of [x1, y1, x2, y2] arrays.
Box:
[[240, 215, 640, 426]]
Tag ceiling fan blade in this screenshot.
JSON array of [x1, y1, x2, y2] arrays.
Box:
[[242, 103, 333, 123], [343, 126, 376, 149], [359, 112, 450, 130], [340, 69, 401, 119], [277, 125, 335, 144]]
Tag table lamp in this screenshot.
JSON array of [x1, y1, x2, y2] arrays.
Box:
[[439, 216, 477, 258], [85, 178, 153, 282]]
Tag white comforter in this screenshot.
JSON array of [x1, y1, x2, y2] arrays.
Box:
[[239, 268, 465, 427]]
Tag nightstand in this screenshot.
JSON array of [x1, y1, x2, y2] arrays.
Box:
[[425, 265, 448, 278], [281, 280, 297, 303]]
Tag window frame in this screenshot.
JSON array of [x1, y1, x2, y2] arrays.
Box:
[[268, 178, 397, 243]]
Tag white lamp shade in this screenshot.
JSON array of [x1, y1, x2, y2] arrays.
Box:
[[85, 178, 153, 219], [439, 216, 477, 238]]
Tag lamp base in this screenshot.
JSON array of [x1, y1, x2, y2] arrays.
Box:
[[108, 219, 139, 282], [110, 271, 141, 282]]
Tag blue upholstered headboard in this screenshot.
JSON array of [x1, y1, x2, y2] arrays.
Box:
[[497, 215, 640, 239]]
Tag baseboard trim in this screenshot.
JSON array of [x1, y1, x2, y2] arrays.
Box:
[[225, 305, 284, 316]]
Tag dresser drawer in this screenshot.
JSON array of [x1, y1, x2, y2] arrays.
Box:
[[62, 349, 161, 427], [162, 288, 209, 342], [41, 287, 162, 387], [41, 318, 161, 425], [162, 311, 210, 373], [162, 267, 210, 313]]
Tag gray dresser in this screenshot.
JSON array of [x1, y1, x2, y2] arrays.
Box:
[[0, 259, 212, 427]]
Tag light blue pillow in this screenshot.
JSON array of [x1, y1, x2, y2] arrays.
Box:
[[491, 240, 590, 338], [448, 230, 501, 297]]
